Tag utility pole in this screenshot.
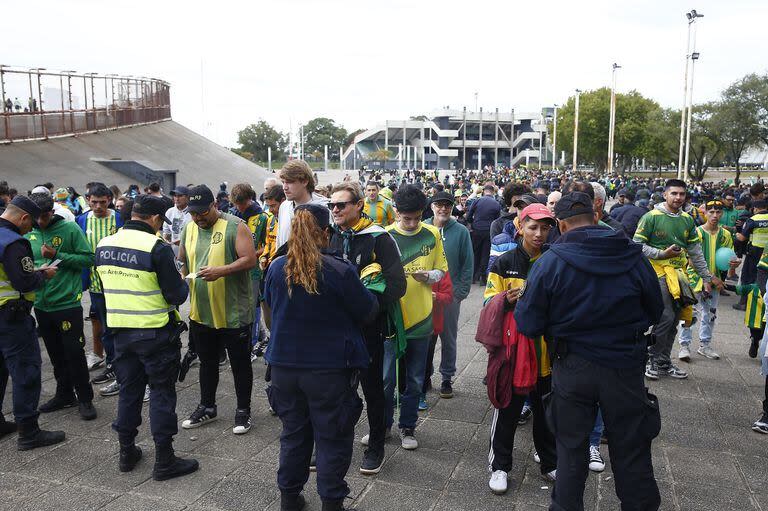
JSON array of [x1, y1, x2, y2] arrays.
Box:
[[608, 63, 621, 174], [573, 89, 581, 171], [677, 9, 704, 178], [552, 104, 558, 169]]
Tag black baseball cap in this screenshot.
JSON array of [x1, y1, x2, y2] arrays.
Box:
[[187, 185, 215, 213], [295, 203, 330, 230], [554, 192, 594, 220], [11, 195, 42, 218], [170, 185, 190, 197], [132, 195, 171, 224], [513, 194, 541, 209], [431, 191, 455, 206], [753, 200, 768, 209]]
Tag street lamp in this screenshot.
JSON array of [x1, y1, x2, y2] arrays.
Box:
[[677, 9, 704, 179], [608, 63, 621, 174], [683, 50, 701, 181], [573, 89, 581, 171], [552, 104, 558, 170]]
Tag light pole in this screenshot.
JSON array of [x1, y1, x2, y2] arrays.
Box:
[[608, 63, 621, 174], [552, 104, 558, 170], [677, 9, 704, 178], [683, 50, 700, 181], [573, 89, 581, 171]]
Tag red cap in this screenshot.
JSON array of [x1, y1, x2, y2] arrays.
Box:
[[519, 203, 556, 224]]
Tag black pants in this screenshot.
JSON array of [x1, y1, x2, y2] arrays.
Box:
[[750, 326, 765, 345], [360, 329, 387, 452], [740, 246, 762, 288], [191, 320, 253, 410], [488, 375, 557, 475], [267, 366, 363, 501], [547, 354, 661, 511], [471, 229, 491, 281], [112, 326, 180, 447], [0, 311, 41, 422], [35, 306, 93, 403]]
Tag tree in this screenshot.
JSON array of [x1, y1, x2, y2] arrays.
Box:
[[709, 77, 762, 185], [551, 88, 660, 172], [638, 107, 678, 173], [302, 117, 348, 161], [366, 149, 391, 162], [345, 128, 366, 147], [732, 73, 768, 147], [237, 121, 286, 162], [687, 102, 724, 181]]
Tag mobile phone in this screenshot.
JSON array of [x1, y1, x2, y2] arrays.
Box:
[[49, 259, 62, 268]]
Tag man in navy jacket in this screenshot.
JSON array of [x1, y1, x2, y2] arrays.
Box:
[[514, 192, 664, 511], [466, 184, 501, 283]]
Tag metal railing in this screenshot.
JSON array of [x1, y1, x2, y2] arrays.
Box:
[[0, 66, 171, 143]]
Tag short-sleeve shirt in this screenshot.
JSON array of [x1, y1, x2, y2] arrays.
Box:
[[386, 222, 449, 339], [364, 198, 395, 227]]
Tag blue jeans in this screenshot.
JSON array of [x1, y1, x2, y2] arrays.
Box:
[[679, 291, 719, 347], [90, 292, 115, 365], [383, 336, 429, 430], [589, 408, 604, 448], [251, 278, 262, 347]]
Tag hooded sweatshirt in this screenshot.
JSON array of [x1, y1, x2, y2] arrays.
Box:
[[425, 217, 473, 301], [514, 225, 663, 368], [26, 215, 95, 312]]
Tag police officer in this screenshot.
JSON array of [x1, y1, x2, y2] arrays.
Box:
[[0, 196, 66, 449], [95, 195, 198, 481], [514, 192, 665, 511], [735, 200, 768, 310], [264, 204, 378, 511]]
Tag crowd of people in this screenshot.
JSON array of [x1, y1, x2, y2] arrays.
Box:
[[0, 161, 766, 511]]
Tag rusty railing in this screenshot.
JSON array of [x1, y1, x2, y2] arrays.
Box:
[[0, 66, 171, 143]]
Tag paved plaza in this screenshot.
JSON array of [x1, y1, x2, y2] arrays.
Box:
[[2, 285, 768, 511]]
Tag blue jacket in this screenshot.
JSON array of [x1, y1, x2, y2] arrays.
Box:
[[610, 204, 647, 237], [514, 225, 663, 368], [264, 251, 378, 369], [488, 220, 517, 272], [466, 196, 501, 232], [425, 217, 473, 300]]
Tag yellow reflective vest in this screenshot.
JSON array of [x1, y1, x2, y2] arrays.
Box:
[[95, 228, 176, 329]]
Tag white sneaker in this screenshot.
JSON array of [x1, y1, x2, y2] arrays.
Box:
[[400, 428, 418, 450], [85, 352, 104, 371], [360, 428, 391, 446], [489, 470, 509, 494], [697, 345, 720, 360], [678, 346, 691, 362], [544, 470, 556, 482], [533, 450, 540, 463], [142, 385, 150, 403], [588, 445, 605, 472], [98, 380, 120, 397]]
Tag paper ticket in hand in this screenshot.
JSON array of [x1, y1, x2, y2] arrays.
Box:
[[185, 272, 197, 280]]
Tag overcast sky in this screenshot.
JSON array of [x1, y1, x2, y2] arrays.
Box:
[[5, 0, 767, 147]]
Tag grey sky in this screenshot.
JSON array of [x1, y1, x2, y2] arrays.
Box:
[[6, 0, 767, 147]]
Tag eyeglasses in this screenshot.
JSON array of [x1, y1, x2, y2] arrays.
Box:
[[433, 202, 453, 210], [328, 201, 357, 211]]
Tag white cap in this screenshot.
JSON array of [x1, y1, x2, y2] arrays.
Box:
[[31, 185, 50, 195]]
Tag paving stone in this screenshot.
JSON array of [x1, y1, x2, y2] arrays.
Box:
[[132, 454, 240, 504], [676, 480, 758, 511], [667, 446, 745, 489], [372, 447, 459, 490], [16, 484, 117, 511], [99, 494, 185, 511], [352, 480, 439, 511]]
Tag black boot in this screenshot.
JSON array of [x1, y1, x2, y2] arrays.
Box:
[[119, 444, 142, 472], [280, 492, 306, 511], [16, 419, 65, 451], [749, 338, 760, 359], [152, 444, 199, 481], [0, 415, 16, 439], [321, 499, 356, 511], [79, 401, 97, 421]]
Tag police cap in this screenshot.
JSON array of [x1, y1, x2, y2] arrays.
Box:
[[10, 195, 42, 219], [133, 195, 171, 224]]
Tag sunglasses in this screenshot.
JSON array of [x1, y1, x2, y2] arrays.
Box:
[[704, 200, 723, 209], [328, 201, 358, 211]]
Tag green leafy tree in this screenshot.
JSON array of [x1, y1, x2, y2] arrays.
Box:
[[687, 102, 725, 181], [732, 73, 768, 147], [302, 117, 348, 161], [345, 128, 366, 147], [366, 149, 391, 162], [237, 121, 286, 162], [638, 107, 678, 174]]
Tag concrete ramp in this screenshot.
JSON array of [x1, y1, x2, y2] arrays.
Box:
[[0, 120, 270, 194]]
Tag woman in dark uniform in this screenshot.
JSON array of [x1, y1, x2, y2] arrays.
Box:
[[264, 203, 378, 511]]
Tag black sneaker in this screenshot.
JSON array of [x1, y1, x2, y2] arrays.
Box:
[[359, 448, 384, 475], [91, 366, 115, 385], [0, 416, 17, 439], [181, 405, 217, 429], [749, 339, 759, 359], [39, 395, 77, 413], [518, 405, 533, 425], [440, 380, 453, 399], [17, 428, 66, 451], [119, 444, 142, 472], [79, 402, 97, 421], [233, 408, 251, 435]]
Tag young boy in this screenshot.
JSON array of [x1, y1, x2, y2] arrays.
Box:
[[679, 199, 736, 362]]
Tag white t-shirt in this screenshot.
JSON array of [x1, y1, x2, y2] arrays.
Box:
[[276, 193, 330, 248], [163, 206, 192, 245], [53, 203, 75, 222]]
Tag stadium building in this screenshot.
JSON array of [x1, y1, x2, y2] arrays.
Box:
[[342, 106, 555, 170]]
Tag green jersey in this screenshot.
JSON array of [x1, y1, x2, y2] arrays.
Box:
[[719, 207, 739, 230], [182, 213, 254, 329], [83, 211, 119, 293], [634, 207, 700, 269]]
